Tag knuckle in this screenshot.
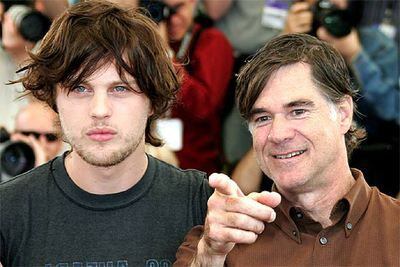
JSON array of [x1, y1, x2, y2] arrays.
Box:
[[207, 224, 220, 240], [207, 194, 222, 209], [221, 229, 235, 241], [224, 195, 238, 208]]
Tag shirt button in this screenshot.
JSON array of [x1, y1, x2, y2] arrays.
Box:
[[346, 222, 353, 230], [319, 237, 328, 245]]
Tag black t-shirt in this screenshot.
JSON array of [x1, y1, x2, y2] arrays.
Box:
[[0, 154, 212, 266]]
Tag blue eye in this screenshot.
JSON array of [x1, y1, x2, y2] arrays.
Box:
[[73, 85, 87, 93], [114, 86, 127, 92]]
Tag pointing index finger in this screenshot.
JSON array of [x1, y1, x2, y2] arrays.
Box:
[[209, 173, 245, 197]]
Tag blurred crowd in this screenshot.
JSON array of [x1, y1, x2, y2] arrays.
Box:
[[0, 0, 398, 197]]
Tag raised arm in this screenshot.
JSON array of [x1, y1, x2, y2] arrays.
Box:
[[175, 173, 281, 266]]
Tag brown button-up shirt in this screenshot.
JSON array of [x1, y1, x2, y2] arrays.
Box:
[[175, 169, 400, 266]]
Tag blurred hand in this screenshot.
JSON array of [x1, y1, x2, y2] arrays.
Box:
[[193, 173, 281, 266], [11, 132, 48, 167], [283, 1, 313, 34], [317, 27, 361, 63]]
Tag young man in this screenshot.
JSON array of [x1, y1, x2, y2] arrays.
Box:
[[0, 1, 211, 266], [174, 34, 400, 266]]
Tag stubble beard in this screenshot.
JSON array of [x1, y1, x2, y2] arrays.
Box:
[[61, 125, 143, 168]]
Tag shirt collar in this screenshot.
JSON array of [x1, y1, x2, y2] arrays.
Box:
[[272, 169, 372, 241], [342, 168, 372, 237]]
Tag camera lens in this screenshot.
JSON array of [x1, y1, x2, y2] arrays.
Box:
[[0, 141, 35, 178], [19, 11, 51, 42], [322, 9, 352, 37], [140, 0, 172, 23]]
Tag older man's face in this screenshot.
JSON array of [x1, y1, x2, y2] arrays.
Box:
[[249, 62, 352, 194]]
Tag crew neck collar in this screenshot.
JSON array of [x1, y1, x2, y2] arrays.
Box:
[[51, 152, 156, 211]]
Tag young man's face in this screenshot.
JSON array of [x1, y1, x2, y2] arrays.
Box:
[[56, 62, 152, 167], [164, 0, 196, 42], [248, 63, 351, 193]]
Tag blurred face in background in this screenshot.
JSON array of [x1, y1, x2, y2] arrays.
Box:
[[164, 0, 196, 42], [35, 0, 69, 20], [14, 102, 63, 160]]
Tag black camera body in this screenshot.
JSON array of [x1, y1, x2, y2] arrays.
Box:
[[0, 127, 35, 182], [312, 0, 354, 37], [140, 0, 177, 23]]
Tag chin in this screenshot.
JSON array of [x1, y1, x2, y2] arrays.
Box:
[[272, 171, 307, 190]]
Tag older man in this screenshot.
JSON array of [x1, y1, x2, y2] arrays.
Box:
[[175, 33, 399, 266]]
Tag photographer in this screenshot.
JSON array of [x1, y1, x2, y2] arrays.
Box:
[[313, 0, 399, 197], [12, 101, 63, 166], [142, 0, 234, 174], [0, 0, 51, 132], [0, 102, 64, 181]]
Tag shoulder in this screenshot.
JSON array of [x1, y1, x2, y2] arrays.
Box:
[[151, 155, 208, 184], [369, 187, 400, 212], [150, 155, 212, 196], [0, 161, 52, 202]]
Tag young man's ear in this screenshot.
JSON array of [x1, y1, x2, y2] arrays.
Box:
[[338, 95, 353, 134]]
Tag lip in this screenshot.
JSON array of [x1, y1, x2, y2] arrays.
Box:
[[86, 128, 116, 142]]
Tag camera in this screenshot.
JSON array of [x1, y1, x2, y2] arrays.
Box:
[[1, 2, 51, 43], [311, 0, 360, 38], [0, 127, 35, 182], [140, 0, 177, 23]]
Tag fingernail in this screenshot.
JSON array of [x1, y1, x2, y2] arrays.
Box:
[[270, 211, 276, 222]]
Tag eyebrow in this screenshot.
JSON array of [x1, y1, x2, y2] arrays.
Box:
[[284, 99, 315, 108]]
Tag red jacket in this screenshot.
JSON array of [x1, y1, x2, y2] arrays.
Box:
[[171, 23, 234, 174]]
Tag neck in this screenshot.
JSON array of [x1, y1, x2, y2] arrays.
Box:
[[280, 163, 355, 228], [65, 145, 148, 195]]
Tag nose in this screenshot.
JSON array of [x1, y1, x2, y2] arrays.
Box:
[[267, 116, 295, 144], [89, 92, 112, 119]]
